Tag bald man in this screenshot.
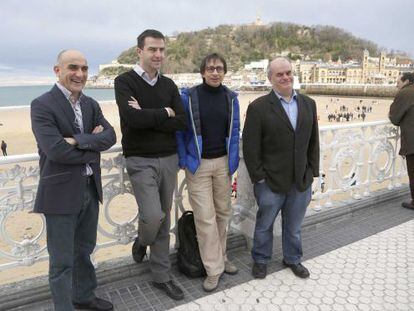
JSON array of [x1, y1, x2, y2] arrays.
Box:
[[243, 58, 319, 279], [31, 50, 116, 311]]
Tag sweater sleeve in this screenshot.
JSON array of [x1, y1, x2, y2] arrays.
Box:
[[114, 74, 169, 129], [153, 81, 187, 132]]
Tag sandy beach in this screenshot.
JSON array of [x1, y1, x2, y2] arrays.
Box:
[[0, 93, 392, 155], [0, 92, 394, 285]]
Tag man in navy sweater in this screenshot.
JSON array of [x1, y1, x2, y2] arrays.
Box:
[[114, 29, 186, 300], [177, 53, 240, 292]]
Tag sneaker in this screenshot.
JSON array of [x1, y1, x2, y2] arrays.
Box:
[[203, 273, 222, 292], [402, 201, 414, 210], [252, 262, 267, 279], [283, 260, 310, 278], [224, 260, 238, 275]]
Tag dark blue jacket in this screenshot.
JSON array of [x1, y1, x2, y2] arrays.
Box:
[[31, 85, 116, 214], [176, 85, 240, 175]]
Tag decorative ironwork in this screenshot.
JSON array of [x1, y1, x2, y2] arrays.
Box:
[[0, 121, 408, 271]]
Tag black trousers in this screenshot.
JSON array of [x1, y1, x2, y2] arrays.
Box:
[[407, 154, 414, 202]]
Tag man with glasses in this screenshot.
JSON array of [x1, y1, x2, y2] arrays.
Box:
[[31, 49, 116, 311], [114, 29, 186, 300], [176, 53, 240, 292], [243, 57, 319, 280]]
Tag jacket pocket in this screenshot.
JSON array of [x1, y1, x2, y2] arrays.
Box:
[[41, 171, 71, 185]]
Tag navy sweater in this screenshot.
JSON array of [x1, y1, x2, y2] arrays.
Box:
[[197, 82, 229, 159]]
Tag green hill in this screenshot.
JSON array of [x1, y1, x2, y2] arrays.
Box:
[[115, 22, 384, 74]]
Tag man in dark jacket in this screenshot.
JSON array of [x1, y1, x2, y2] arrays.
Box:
[[31, 49, 116, 311], [243, 58, 319, 280], [114, 29, 186, 300], [389, 72, 414, 209]]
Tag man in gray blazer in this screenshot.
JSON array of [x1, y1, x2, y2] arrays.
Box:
[[31, 50, 116, 311], [243, 58, 319, 280]]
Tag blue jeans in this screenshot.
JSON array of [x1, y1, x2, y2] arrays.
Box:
[[45, 179, 99, 311], [252, 182, 311, 265]]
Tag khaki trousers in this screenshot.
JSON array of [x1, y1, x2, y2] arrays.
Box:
[[185, 156, 232, 276]]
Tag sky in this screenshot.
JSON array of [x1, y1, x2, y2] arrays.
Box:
[[0, 0, 412, 85]]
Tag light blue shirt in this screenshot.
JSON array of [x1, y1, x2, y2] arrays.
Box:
[[134, 64, 159, 86], [274, 90, 298, 130]]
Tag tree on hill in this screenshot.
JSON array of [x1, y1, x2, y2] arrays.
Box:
[[114, 21, 385, 74]]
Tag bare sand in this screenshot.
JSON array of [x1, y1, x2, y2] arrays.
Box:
[[0, 93, 394, 285], [0, 93, 392, 155]]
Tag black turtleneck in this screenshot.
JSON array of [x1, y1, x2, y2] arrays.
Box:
[[196, 82, 229, 159]]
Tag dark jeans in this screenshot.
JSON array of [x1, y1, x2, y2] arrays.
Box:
[[407, 154, 414, 202], [45, 179, 99, 311], [252, 182, 311, 265]]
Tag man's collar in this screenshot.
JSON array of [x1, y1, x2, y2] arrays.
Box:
[[134, 64, 159, 79], [273, 89, 297, 102], [55, 82, 83, 103]]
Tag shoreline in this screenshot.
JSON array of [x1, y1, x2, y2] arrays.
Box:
[[0, 91, 394, 109]]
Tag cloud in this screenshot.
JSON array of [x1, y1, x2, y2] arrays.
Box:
[[0, 0, 412, 80]]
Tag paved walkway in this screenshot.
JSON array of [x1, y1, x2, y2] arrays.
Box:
[[10, 197, 414, 311], [171, 219, 414, 311]]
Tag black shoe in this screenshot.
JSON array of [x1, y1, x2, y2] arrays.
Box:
[[132, 237, 147, 263], [402, 201, 414, 210], [252, 262, 267, 279], [73, 297, 113, 311], [283, 260, 310, 278], [152, 280, 184, 300]]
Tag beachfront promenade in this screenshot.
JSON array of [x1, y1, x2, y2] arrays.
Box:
[[1, 120, 413, 310]]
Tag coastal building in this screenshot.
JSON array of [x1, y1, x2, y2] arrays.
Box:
[[98, 60, 134, 73], [296, 50, 413, 85]]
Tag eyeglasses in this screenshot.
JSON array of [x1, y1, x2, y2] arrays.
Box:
[[205, 66, 225, 74]]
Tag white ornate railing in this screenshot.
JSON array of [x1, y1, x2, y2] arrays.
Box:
[[0, 146, 188, 272], [232, 120, 407, 236], [0, 120, 408, 274]]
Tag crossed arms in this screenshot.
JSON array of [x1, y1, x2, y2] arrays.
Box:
[[31, 98, 116, 165]]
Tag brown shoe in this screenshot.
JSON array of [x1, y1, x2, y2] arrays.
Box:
[[203, 273, 222, 292], [402, 201, 414, 210], [224, 260, 238, 275]]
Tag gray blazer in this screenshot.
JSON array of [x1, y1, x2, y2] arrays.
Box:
[[243, 91, 320, 194], [31, 85, 116, 214]]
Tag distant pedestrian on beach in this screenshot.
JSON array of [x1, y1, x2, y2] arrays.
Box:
[[243, 57, 320, 280], [1, 140, 7, 156], [389, 72, 414, 210], [30, 49, 116, 311], [114, 29, 187, 301]]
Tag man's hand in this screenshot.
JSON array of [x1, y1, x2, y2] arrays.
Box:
[[64, 137, 77, 146], [128, 96, 141, 110], [92, 125, 104, 134], [165, 107, 176, 117]]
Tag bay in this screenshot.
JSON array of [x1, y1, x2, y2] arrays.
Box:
[[0, 85, 115, 108]]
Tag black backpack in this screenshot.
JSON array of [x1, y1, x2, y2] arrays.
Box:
[[177, 211, 206, 278]]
